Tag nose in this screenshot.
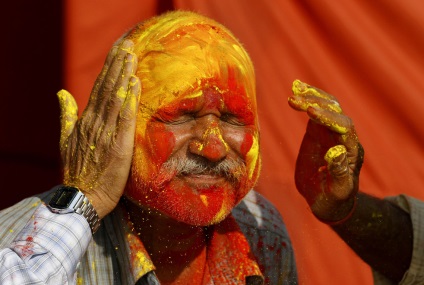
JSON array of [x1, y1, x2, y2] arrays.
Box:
[[189, 117, 229, 162]]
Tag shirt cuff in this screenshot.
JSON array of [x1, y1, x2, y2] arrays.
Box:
[[11, 203, 92, 282]]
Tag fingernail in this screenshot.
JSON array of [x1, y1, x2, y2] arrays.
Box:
[[324, 145, 347, 164], [122, 39, 134, 51], [129, 75, 137, 87], [292, 79, 308, 95], [126, 53, 134, 63]]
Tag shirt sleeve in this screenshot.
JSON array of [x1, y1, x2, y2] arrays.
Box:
[[372, 195, 424, 285], [0, 204, 92, 284]]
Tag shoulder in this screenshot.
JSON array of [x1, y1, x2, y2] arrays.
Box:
[[233, 190, 298, 284], [233, 190, 287, 235], [0, 190, 53, 247]]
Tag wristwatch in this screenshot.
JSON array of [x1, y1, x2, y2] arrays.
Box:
[[48, 185, 101, 234]]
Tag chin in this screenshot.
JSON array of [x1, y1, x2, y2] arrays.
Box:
[[160, 188, 236, 226], [125, 178, 247, 226]]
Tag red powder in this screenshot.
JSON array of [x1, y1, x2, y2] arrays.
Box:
[[201, 137, 226, 162], [240, 133, 254, 157], [223, 67, 254, 125], [158, 183, 226, 224], [146, 123, 176, 165]]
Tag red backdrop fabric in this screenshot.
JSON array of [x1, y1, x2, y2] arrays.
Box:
[[64, 1, 424, 284]]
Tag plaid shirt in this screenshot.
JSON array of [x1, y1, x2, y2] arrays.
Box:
[[0, 189, 297, 285], [373, 195, 424, 285]]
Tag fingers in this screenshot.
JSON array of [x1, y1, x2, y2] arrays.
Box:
[[76, 39, 137, 152], [307, 104, 363, 166], [114, 75, 141, 153], [288, 79, 354, 135], [324, 146, 355, 201], [306, 106, 351, 134], [325, 145, 362, 190], [96, 40, 135, 116], [84, 39, 134, 116], [289, 79, 342, 113], [104, 48, 138, 126], [57, 89, 78, 150], [120, 75, 141, 123], [325, 145, 351, 194], [85, 46, 119, 115]]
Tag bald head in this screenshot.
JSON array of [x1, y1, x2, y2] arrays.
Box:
[[123, 11, 256, 113]]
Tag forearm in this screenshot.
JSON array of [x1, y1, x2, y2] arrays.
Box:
[[0, 204, 92, 284], [332, 192, 413, 283]]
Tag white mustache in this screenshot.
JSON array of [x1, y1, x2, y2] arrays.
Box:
[[153, 157, 247, 188]]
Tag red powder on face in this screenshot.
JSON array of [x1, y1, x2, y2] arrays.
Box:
[[202, 88, 222, 110], [201, 136, 226, 162], [146, 123, 176, 166], [227, 65, 238, 94], [156, 97, 199, 121], [222, 67, 255, 125], [156, 181, 233, 225], [240, 133, 254, 157]]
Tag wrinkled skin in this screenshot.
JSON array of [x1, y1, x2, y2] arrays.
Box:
[[125, 82, 260, 226], [58, 40, 140, 218], [288, 80, 414, 283], [124, 23, 261, 226], [288, 80, 364, 222]]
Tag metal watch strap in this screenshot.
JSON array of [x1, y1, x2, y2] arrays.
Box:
[[74, 193, 101, 234], [49, 185, 101, 234]]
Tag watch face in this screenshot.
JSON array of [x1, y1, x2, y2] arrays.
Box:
[[50, 187, 78, 209]]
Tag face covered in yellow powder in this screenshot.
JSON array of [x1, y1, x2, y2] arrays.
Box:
[[124, 11, 261, 226]]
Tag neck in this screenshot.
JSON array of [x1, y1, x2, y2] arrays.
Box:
[[124, 198, 210, 284]]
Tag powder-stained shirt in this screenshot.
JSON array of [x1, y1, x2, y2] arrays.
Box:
[[0, 189, 297, 285], [373, 195, 424, 285]]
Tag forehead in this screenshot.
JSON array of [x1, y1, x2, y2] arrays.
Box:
[[133, 24, 256, 115]]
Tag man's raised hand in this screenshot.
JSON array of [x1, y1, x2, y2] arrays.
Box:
[[288, 80, 364, 223]]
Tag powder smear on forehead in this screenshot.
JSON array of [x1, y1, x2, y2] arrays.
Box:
[[125, 10, 257, 126]]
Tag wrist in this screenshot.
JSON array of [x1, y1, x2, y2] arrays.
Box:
[[48, 185, 101, 234], [312, 195, 357, 226], [82, 191, 113, 220], [63, 180, 120, 219]]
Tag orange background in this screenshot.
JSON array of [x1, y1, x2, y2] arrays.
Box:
[[3, 1, 424, 284]]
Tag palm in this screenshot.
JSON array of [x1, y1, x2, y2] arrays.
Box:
[[295, 120, 341, 205], [289, 80, 364, 220]]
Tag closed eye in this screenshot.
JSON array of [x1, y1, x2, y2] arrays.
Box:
[[220, 113, 246, 126], [153, 112, 195, 125]]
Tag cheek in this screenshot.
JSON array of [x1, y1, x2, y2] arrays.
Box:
[[240, 132, 254, 158], [146, 123, 176, 165], [240, 132, 260, 182]]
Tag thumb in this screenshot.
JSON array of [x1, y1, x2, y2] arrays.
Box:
[[324, 145, 353, 200], [57, 89, 78, 150]]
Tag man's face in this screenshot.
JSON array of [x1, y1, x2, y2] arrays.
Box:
[[125, 26, 260, 226]]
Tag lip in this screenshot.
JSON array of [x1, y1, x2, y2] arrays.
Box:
[[181, 173, 226, 188]]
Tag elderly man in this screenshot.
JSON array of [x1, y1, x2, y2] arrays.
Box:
[[0, 11, 297, 284]]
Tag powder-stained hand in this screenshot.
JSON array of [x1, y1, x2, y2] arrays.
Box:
[[57, 39, 141, 219], [288, 80, 364, 223]]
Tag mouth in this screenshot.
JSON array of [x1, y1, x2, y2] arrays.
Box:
[[180, 173, 226, 188]]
